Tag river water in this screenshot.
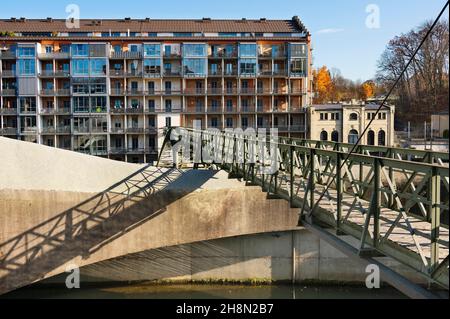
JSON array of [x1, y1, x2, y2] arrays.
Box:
[[2, 283, 406, 299]]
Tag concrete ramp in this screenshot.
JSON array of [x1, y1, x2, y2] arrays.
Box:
[[0, 138, 299, 294]]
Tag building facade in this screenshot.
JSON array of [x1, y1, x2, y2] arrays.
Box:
[[307, 102, 395, 146], [0, 17, 312, 163]]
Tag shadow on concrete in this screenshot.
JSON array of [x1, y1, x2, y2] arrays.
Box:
[[0, 166, 216, 294]]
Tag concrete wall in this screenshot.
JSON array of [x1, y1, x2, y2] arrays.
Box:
[[0, 137, 145, 192]]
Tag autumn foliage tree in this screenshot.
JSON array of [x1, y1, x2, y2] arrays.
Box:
[[361, 81, 376, 100], [313, 66, 333, 104]]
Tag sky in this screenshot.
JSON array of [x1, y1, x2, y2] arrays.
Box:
[[1, 0, 448, 81]]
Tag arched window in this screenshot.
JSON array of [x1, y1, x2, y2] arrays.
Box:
[[378, 130, 386, 146], [320, 130, 328, 141], [349, 113, 358, 121], [348, 129, 359, 144], [331, 130, 339, 142], [367, 130, 375, 145]]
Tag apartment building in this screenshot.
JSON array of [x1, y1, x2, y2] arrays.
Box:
[[0, 17, 312, 163], [308, 102, 395, 146]]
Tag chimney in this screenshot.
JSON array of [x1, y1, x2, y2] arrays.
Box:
[[20, 17, 26, 22], [260, 18, 267, 22], [46, 17, 53, 22], [10, 17, 17, 22]]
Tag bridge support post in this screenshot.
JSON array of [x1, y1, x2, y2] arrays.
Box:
[[430, 166, 441, 273], [373, 158, 381, 247], [336, 153, 344, 235]]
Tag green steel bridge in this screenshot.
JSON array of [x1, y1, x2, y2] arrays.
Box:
[[158, 127, 449, 298]]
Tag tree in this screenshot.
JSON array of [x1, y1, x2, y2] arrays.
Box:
[[376, 20, 449, 128], [361, 81, 376, 100], [313, 66, 333, 104]]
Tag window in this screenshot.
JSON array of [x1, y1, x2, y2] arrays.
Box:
[[320, 131, 328, 141], [348, 130, 359, 144], [144, 44, 161, 57], [17, 47, 35, 57], [349, 113, 358, 121], [331, 131, 339, 142], [20, 97, 36, 112], [113, 45, 122, 53], [144, 59, 161, 74], [241, 117, 248, 128], [18, 59, 36, 75], [45, 46, 53, 53], [183, 44, 207, 57], [226, 99, 233, 112], [165, 117, 172, 127], [239, 59, 257, 75], [183, 58, 206, 75], [226, 118, 233, 128], [73, 97, 90, 112], [71, 44, 89, 57], [368, 130, 375, 145], [211, 117, 218, 128], [239, 44, 257, 57], [72, 59, 89, 75], [90, 59, 107, 75], [378, 130, 386, 146], [290, 44, 307, 57], [148, 99, 155, 111], [320, 112, 329, 121], [165, 99, 172, 112], [91, 96, 107, 112], [290, 59, 306, 75]]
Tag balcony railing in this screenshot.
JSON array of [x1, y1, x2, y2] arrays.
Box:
[[290, 88, 307, 95], [184, 88, 206, 95], [273, 88, 289, 94], [1, 70, 16, 77], [91, 127, 108, 133], [0, 89, 16, 96], [224, 88, 239, 95], [20, 127, 38, 134], [110, 127, 125, 134], [0, 128, 17, 135], [56, 89, 70, 96], [55, 107, 71, 114], [126, 89, 144, 96], [110, 88, 125, 95], [110, 147, 127, 154], [0, 51, 16, 59], [290, 125, 306, 132], [38, 52, 70, 59], [163, 70, 182, 77], [40, 89, 56, 96], [111, 107, 125, 114], [41, 126, 56, 134], [207, 88, 222, 95], [41, 108, 56, 114], [126, 127, 145, 134], [127, 147, 145, 154], [125, 106, 144, 113], [184, 108, 205, 113], [241, 106, 256, 113], [109, 69, 125, 77], [19, 108, 37, 114], [0, 107, 17, 114], [208, 106, 222, 113], [126, 70, 143, 77], [240, 88, 255, 95], [56, 126, 71, 134], [111, 51, 142, 59], [143, 71, 162, 78], [73, 127, 90, 133]]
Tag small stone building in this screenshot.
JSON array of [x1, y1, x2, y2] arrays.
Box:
[[307, 102, 395, 146]]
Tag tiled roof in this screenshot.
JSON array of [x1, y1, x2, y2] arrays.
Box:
[[313, 103, 392, 110], [0, 17, 308, 34]]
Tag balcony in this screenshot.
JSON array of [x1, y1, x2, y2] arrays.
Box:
[[40, 89, 56, 96], [273, 88, 289, 95], [240, 88, 255, 95], [0, 107, 17, 115], [0, 127, 17, 135], [143, 71, 161, 78], [1, 70, 16, 77], [272, 70, 288, 77], [38, 52, 70, 59], [290, 71, 307, 78], [241, 106, 256, 113], [224, 88, 238, 95], [110, 51, 142, 59], [208, 70, 223, 77], [39, 70, 56, 77], [290, 125, 306, 132], [110, 88, 125, 95], [145, 127, 157, 134], [55, 107, 71, 115], [290, 88, 307, 95], [41, 108, 56, 115], [208, 106, 222, 113], [125, 106, 144, 114], [56, 126, 71, 134], [41, 126, 56, 134], [126, 127, 145, 134], [110, 127, 125, 134], [0, 89, 16, 96], [127, 147, 145, 154], [163, 70, 182, 77], [109, 69, 125, 77], [19, 108, 36, 115], [184, 88, 206, 95], [126, 70, 143, 77], [110, 147, 127, 154], [0, 51, 16, 59], [54, 70, 70, 77], [111, 107, 125, 114], [256, 88, 272, 95], [91, 127, 108, 134], [207, 88, 222, 95], [56, 89, 70, 96], [184, 107, 205, 114], [126, 89, 144, 96], [20, 127, 38, 134], [73, 107, 90, 114], [73, 127, 90, 134]]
